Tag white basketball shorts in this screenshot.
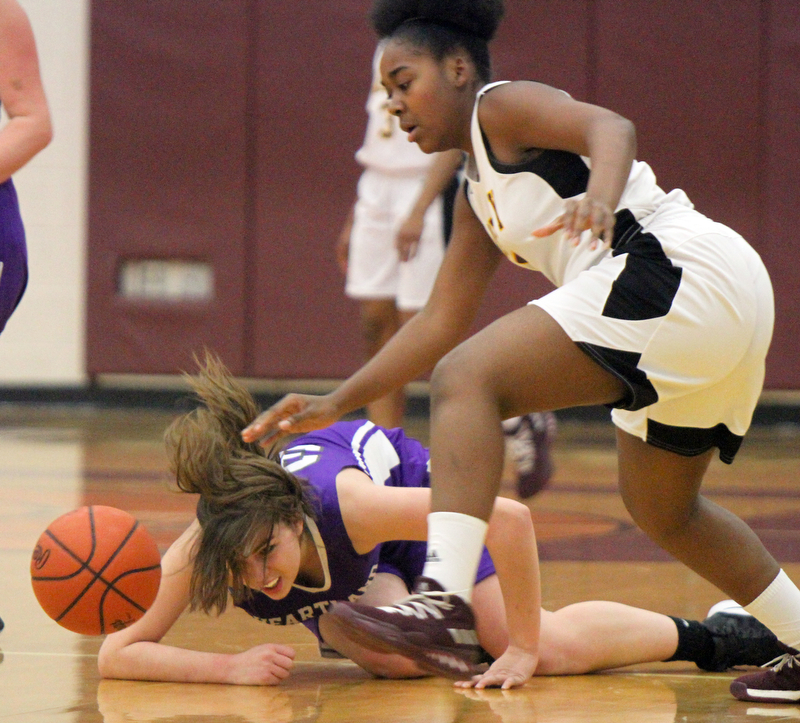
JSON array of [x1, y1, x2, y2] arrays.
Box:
[[533, 204, 774, 463], [345, 168, 446, 311]]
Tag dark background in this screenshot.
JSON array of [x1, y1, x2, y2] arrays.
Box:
[[87, 0, 800, 388]]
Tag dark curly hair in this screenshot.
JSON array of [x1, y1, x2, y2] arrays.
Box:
[[164, 351, 316, 614], [370, 0, 505, 82]]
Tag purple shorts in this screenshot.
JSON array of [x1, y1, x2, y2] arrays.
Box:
[[0, 179, 27, 334]]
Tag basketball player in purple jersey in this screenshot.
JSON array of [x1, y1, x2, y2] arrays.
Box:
[[0, 0, 53, 634], [97, 356, 788, 685]]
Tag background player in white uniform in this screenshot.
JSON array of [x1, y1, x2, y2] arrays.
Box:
[[244, 0, 800, 701], [339, 41, 462, 429]]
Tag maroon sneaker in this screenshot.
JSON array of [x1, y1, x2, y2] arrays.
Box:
[[730, 653, 800, 703], [325, 577, 484, 679], [502, 412, 557, 499]]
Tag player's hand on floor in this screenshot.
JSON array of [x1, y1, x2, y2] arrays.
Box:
[[242, 393, 342, 447], [226, 644, 295, 685], [454, 646, 538, 690]]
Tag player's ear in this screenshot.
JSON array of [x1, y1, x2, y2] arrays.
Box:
[[446, 54, 472, 89]]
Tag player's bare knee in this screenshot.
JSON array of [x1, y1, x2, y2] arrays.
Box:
[[624, 495, 701, 546], [536, 629, 585, 675], [430, 346, 485, 403]]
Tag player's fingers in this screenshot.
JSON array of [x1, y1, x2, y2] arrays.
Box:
[[532, 217, 564, 238], [571, 201, 592, 243], [589, 203, 615, 250], [241, 398, 302, 444], [273, 656, 294, 675], [274, 644, 296, 660]]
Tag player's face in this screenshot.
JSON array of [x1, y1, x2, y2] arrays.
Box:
[[243, 521, 304, 600], [380, 40, 474, 154]]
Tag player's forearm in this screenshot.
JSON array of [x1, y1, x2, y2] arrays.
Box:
[[0, 113, 52, 183], [98, 640, 235, 684], [329, 302, 467, 416], [485, 499, 541, 652], [406, 149, 462, 218], [584, 114, 636, 213]]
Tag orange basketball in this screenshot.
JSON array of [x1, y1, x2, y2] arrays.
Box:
[[30, 505, 162, 635]]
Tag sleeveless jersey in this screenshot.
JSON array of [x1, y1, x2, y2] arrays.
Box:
[[464, 81, 693, 288], [235, 420, 435, 639]]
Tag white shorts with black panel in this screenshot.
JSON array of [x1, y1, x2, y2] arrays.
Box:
[[533, 203, 774, 463]]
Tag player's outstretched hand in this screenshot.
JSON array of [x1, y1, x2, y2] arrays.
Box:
[[241, 393, 342, 447], [226, 644, 295, 685], [454, 646, 537, 690], [533, 197, 615, 250]]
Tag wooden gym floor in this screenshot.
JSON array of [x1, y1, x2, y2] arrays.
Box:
[[2, 404, 800, 722]]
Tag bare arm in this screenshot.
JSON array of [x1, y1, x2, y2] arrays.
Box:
[[0, 0, 52, 182], [242, 190, 503, 445], [479, 81, 636, 246], [396, 149, 463, 261], [98, 520, 295, 685]]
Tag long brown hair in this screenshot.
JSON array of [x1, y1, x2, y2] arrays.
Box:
[[164, 352, 315, 613]]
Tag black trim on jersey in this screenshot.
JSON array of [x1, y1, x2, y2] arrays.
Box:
[[481, 131, 590, 199], [575, 342, 658, 412], [603, 209, 683, 321], [646, 419, 743, 465]]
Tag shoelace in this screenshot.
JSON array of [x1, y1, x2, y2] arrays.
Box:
[[761, 653, 800, 670], [378, 589, 465, 620]]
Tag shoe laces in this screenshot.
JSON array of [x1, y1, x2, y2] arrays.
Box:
[[762, 652, 800, 671], [378, 589, 464, 620]]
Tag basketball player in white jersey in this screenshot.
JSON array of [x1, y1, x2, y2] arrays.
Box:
[[244, 0, 800, 702]]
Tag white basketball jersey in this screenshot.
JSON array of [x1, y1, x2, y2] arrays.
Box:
[[465, 81, 693, 287]]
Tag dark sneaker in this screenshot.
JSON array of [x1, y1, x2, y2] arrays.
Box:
[[502, 412, 557, 499], [0, 615, 3, 632], [325, 576, 484, 679], [731, 653, 800, 703], [700, 600, 796, 672]]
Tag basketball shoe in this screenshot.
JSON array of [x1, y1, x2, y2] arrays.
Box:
[[730, 653, 800, 703], [325, 576, 484, 679], [502, 412, 557, 499], [699, 600, 795, 672]]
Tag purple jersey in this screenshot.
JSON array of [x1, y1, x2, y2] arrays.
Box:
[[235, 420, 495, 639], [0, 179, 28, 334]]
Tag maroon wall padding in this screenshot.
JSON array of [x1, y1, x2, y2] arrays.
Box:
[[249, 2, 374, 378], [87, 1, 252, 374], [761, 0, 800, 387], [87, 0, 800, 387]]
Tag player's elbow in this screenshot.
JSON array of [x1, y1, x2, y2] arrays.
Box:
[[97, 636, 125, 679]]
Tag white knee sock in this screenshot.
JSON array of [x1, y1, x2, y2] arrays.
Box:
[[744, 569, 800, 650], [421, 511, 488, 603]]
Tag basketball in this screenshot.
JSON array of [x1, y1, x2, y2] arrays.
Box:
[[30, 505, 162, 635]]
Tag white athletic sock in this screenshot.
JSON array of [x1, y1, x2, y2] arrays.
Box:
[[421, 511, 488, 603], [744, 569, 800, 650]]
